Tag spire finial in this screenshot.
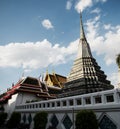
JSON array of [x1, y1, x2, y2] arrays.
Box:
[[46, 69, 48, 76], [52, 69, 55, 75], [80, 11, 86, 40]]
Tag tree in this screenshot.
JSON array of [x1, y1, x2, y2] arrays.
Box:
[[75, 110, 98, 129], [116, 54, 120, 68], [0, 112, 7, 127], [7, 112, 21, 128], [33, 111, 48, 129], [0, 105, 4, 112]]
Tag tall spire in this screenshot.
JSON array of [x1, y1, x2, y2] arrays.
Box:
[[77, 11, 92, 59], [58, 12, 114, 98], [80, 11, 86, 41]]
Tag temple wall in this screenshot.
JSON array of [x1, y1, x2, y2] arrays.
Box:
[[16, 92, 39, 105], [5, 93, 18, 118], [15, 88, 120, 129], [3, 92, 40, 119], [18, 108, 120, 129]]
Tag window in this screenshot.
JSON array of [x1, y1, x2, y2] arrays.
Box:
[[57, 101, 60, 107], [62, 101, 66, 106], [69, 100, 73, 106], [76, 99, 81, 105], [47, 103, 50, 107], [43, 103, 45, 108], [95, 96, 101, 104], [85, 97, 91, 104], [106, 95, 114, 102], [33, 105, 34, 108], [36, 104, 38, 108], [39, 104, 41, 108], [52, 102, 55, 107]]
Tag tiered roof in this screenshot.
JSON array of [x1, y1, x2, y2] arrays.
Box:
[[44, 71, 67, 96], [44, 72, 67, 88], [0, 76, 54, 103], [58, 13, 114, 97]]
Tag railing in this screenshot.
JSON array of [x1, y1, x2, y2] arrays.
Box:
[[15, 88, 120, 112]]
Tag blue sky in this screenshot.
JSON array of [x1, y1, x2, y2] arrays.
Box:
[[0, 0, 120, 93]]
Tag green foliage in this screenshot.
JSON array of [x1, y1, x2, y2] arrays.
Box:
[[116, 54, 120, 68], [0, 112, 8, 126], [31, 100, 39, 102], [75, 110, 98, 129], [0, 105, 4, 111], [26, 100, 39, 103], [26, 100, 31, 103], [33, 111, 48, 129], [7, 112, 21, 128]]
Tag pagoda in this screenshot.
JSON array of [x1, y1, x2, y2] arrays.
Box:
[[59, 13, 114, 97]]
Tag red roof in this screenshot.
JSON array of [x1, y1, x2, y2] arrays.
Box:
[[0, 76, 51, 103], [0, 81, 21, 103]]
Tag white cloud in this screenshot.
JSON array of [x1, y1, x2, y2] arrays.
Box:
[[85, 15, 120, 66], [96, 0, 107, 2], [75, 0, 93, 13], [102, 0, 107, 2], [74, 0, 107, 12], [83, 15, 120, 86], [66, 0, 72, 10], [91, 8, 101, 14], [0, 39, 78, 71], [42, 19, 53, 29], [104, 24, 112, 30], [108, 72, 118, 88]]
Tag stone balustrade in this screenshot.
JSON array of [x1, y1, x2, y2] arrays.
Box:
[[15, 88, 120, 112]]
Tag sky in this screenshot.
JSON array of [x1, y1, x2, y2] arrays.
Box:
[[0, 0, 120, 93]]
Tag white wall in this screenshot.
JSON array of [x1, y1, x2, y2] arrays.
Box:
[[6, 93, 18, 118], [16, 92, 40, 105], [4, 92, 40, 118]]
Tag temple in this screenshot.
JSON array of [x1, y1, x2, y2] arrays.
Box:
[[0, 72, 66, 114], [0, 13, 115, 121], [58, 12, 114, 97], [44, 71, 67, 95], [0, 76, 55, 115], [0, 76, 55, 104]]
